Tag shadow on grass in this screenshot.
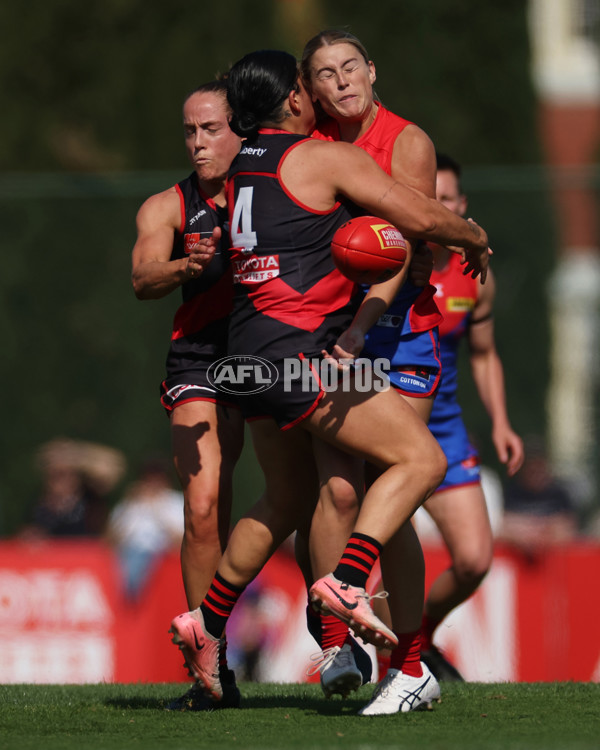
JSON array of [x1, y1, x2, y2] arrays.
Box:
[[104, 693, 365, 715], [226, 694, 365, 715], [105, 697, 171, 710]]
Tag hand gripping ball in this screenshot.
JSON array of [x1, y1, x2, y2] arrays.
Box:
[[331, 216, 408, 285]]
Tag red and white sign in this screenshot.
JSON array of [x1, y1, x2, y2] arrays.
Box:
[[0, 540, 598, 684]]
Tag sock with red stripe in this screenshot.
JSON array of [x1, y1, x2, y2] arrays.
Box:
[[200, 571, 245, 638], [307, 596, 352, 650], [321, 614, 350, 650], [389, 630, 423, 678], [333, 532, 383, 589], [420, 613, 441, 652]]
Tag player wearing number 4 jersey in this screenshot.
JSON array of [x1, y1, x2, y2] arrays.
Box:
[[132, 81, 244, 710], [169, 49, 489, 714]]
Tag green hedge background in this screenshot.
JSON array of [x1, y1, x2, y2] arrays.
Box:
[[0, 1, 559, 533]]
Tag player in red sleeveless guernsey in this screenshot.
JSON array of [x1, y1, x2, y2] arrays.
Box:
[[299, 30, 448, 706], [168, 50, 490, 715], [131, 82, 244, 710], [418, 154, 523, 680]]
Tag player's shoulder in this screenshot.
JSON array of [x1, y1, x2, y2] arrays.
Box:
[[375, 103, 429, 142], [285, 138, 377, 194], [389, 121, 435, 191], [300, 136, 363, 162], [136, 185, 180, 228], [142, 184, 179, 208], [393, 121, 434, 156], [141, 185, 180, 212]]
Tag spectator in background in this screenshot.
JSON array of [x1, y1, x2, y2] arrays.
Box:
[[19, 438, 125, 539], [499, 435, 578, 556], [107, 457, 184, 599]]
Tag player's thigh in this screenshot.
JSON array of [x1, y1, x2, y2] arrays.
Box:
[[170, 401, 244, 492], [249, 418, 319, 518], [304, 385, 443, 471], [398, 392, 434, 423], [423, 484, 493, 565]]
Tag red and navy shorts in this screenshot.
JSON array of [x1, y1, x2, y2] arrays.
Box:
[[429, 411, 481, 492], [364, 326, 441, 399], [389, 365, 441, 398]]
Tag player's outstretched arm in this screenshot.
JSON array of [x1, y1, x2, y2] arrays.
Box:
[[317, 142, 490, 272]]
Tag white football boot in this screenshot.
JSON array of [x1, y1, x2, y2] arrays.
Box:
[[358, 662, 441, 716]]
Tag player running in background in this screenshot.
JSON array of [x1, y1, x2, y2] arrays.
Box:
[[417, 152, 524, 680], [168, 49, 489, 716], [131, 81, 244, 710]]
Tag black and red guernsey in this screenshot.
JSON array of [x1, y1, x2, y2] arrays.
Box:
[[226, 129, 359, 360], [167, 172, 233, 369]]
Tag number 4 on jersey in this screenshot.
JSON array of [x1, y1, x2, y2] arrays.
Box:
[[231, 186, 257, 252]]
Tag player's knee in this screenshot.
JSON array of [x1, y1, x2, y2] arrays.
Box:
[[454, 547, 492, 587], [430, 446, 448, 490], [320, 476, 360, 517], [416, 441, 447, 496], [184, 491, 220, 540]]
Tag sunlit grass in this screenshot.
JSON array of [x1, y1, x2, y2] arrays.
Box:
[[1, 682, 599, 750]]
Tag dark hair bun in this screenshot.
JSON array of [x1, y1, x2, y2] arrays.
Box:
[[227, 50, 299, 140], [230, 111, 260, 139]]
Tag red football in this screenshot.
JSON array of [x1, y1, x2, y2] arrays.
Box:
[[331, 216, 408, 284]]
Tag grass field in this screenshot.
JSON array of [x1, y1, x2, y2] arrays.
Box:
[[1, 682, 599, 750]]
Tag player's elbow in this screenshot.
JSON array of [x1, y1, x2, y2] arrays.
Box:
[[132, 272, 150, 300]]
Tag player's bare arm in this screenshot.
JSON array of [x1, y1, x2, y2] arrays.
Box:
[[391, 124, 437, 197], [131, 189, 217, 299], [348, 126, 436, 341], [468, 269, 524, 475], [336, 271, 407, 358], [331, 142, 489, 260], [391, 124, 437, 289], [283, 140, 489, 264]]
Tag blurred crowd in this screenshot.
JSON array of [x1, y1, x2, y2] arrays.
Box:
[[4, 432, 600, 688], [9, 433, 600, 601], [15, 437, 183, 599]]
